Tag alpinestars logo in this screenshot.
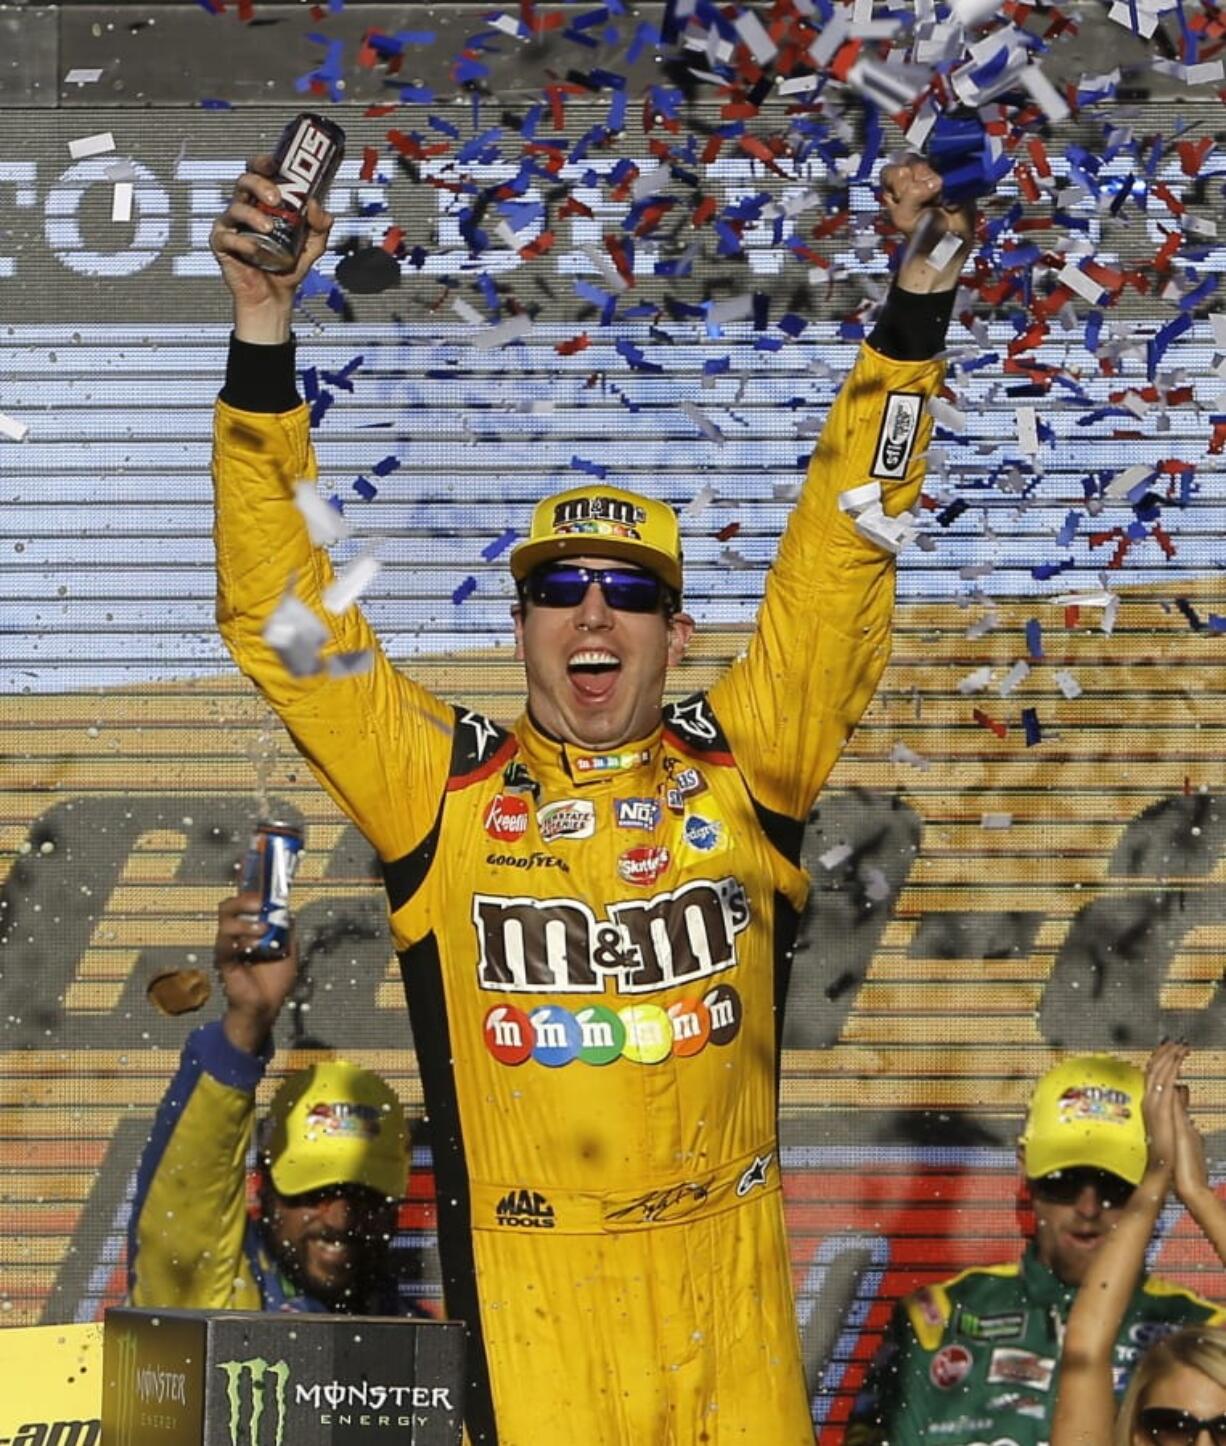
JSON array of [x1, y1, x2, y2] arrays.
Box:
[[459, 710, 502, 762], [495, 1188, 556, 1228], [216, 1357, 290, 1446]]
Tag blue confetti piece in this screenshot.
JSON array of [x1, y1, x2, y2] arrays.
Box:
[[482, 528, 517, 562], [1031, 559, 1074, 581], [452, 576, 477, 605], [778, 313, 807, 338], [1057, 510, 1079, 547], [614, 337, 663, 373], [309, 392, 334, 428], [352, 475, 377, 500], [1021, 708, 1042, 747], [393, 29, 436, 45], [937, 499, 969, 528], [295, 270, 331, 304], [399, 85, 435, 103], [753, 337, 783, 353], [1178, 275, 1218, 313], [626, 20, 662, 63], [300, 367, 319, 402], [1207, 615, 1226, 634], [453, 58, 489, 84], [327, 494, 345, 515], [571, 455, 609, 478], [372, 456, 399, 477], [607, 89, 628, 133], [325, 287, 348, 316], [428, 114, 461, 138], [1026, 620, 1043, 659], [703, 356, 731, 375], [200, 98, 233, 110], [458, 127, 503, 164]]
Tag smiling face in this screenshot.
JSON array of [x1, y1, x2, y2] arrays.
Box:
[[1027, 1166, 1134, 1286], [513, 557, 694, 750], [263, 1181, 397, 1311]]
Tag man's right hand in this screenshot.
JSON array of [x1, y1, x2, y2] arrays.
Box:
[[217, 891, 299, 1055], [209, 155, 333, 345]]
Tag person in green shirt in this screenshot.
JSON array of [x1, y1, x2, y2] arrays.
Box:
[[848, 1053, 1226, 1445]]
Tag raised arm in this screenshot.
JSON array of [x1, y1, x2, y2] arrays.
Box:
[[210, 158, 454, 871], [1173, 1068, 1226, 1270], [708, 160, 973, 821], [1051, 1043, 1186, 1446]]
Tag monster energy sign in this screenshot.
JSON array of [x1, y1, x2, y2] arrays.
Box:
[[215, 1358, 290, 1446], [102, 1307, 466, 1444]]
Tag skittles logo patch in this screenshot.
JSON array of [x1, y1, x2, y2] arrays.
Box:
[[1057, 1085, 1133, 1127]]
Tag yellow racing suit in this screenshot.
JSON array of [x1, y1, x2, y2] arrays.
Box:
[[213, 290, 951, 1444]]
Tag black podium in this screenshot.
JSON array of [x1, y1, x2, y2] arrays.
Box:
[[101, 1307, 465, 1445]]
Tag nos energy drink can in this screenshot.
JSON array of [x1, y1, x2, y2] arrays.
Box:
[[240, 821, 304, 957], [241, 112, 345, 273]]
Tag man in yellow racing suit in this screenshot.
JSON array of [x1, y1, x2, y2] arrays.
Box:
[[209, 155, 970, 1444]]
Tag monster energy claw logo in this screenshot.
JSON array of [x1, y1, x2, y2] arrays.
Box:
[[216, 1358, 291, 1446]]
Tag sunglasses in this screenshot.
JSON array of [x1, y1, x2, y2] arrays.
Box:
[[1030, 1166, 1135, 1208], [1139, 1407, 1226, 1445], [526, 563, 670, 614]]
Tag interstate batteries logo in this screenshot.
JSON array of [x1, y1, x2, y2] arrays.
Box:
[[483, 985, 742, 1067]]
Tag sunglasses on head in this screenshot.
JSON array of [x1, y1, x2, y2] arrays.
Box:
[[1030, 1166, 1135, 1208], [525, 563, 671, 615], [1139, 1406, 1226, 1445]]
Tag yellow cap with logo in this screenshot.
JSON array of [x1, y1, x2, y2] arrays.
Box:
[[1019, 1055, 1147, 1186], [510, 485, 683, 593], [263, 1060, 408, 1200]]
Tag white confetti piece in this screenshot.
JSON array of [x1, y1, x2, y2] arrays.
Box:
[[981, 813, 1013, 829], [263, 592, 328, 677], [580, 244, 629, 292], [926, 230, 965, 273], [64, 68, 104, 85], [707, 294, 754, 324], [1108, 0, 1160, 36], [1054, 669, 1083, 700], [1210, 315, 1226, 348], [951, 0, 1004, 21], [111, 182, 133, 223], [487, 12, 527, 38], [890, 741, 932, 771], [819, 842, 853, 870], [848, 59, 925, 110], [0, 412, 29, 442], [1015, 406, 1040, 456], [294, 482, 352, 547], [322, 549, 382, 615], [1020, 63, 1070, 122], [1181, 60, 1225, 85], [998, 660, 1030, 697], [679, 400, 725, 446], [777, 73, 819, 95], [905, 104, 938, 150], [928, 397, 967, 432], [808, 10, 849, 66], [839, 481, 881, 518], [853, 501, 917, 556], [1183, 215, 1218, 238], [452, 297, 484, 325], [68, 131, 115, 160], [957, 666, 994, 695], [328, 651, 375, 678], [1057, 262, 1106, 304], [681, 483, 716, 520], [734, 8, 777, 64], [1104, 464, 1153, 499], [471, 314, 533, 351], [630, 165, 671, 202]]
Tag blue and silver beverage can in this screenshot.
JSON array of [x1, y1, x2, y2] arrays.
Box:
[[239, 821, 304, 957]]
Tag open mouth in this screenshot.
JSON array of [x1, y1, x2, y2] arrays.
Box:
[[567, 650, 621, 701]]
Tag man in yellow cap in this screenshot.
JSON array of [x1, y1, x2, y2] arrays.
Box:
[[848, 1055, 1225, 1445], [128, 893, 410, 1315], [209, 151, 969, 1442]]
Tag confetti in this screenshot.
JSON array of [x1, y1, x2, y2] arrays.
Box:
[[980, 813, 1014, 830], [0, 413, 29, 442], [295, 482, 351, 546], [890, 742, 932, 771], [111, 182, 133, 223], [819, 843, 853, 871], [63, 68, 104, 85], [957, 667, 994, 696], [998, 661, 1030, 698], [322, 548, 382, 615], [1021, 708, 1042, 747], [1054, 670, 1083, 700], [471, 314, 533, 350], [263, 591, 328, 677], [68, 132, 115, 160]]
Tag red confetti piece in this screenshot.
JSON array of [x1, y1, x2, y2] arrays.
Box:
[[1152, 181, 1186, 217], [605, 234, 634, 286], [555, 333, 590, 356], [1177, 137, 1214, 175], [1153, 230, 1182, 271], [1026, 137, 1052, 177], [701, 135, 724, 165], [360, 146, 379, 182], [692, 196, 718, 228], [380, 226, 404, 254], [559, 196, 594, 220], [519, 230, 555, 261], [1153, 525, 1177, 559], [973, 709, 1008, 740], [713, 522, 741, 542], [1064, 605, 1080, 629]]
